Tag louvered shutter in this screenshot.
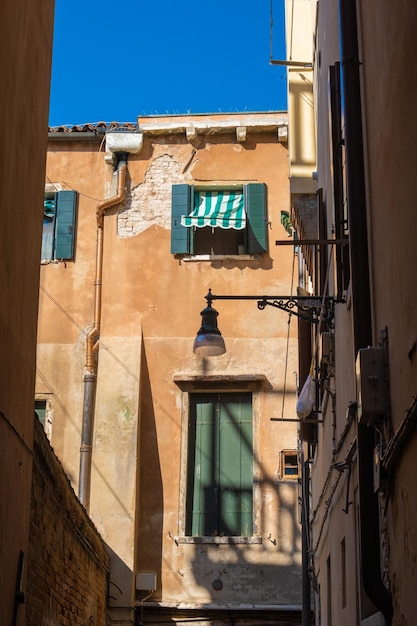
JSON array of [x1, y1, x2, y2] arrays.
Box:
[[54, 190, 77, 259], [188, 395, 218, 536], [245, 183, 268, 253], [171, 184, 193, 254], [218, 393, 253, 536]]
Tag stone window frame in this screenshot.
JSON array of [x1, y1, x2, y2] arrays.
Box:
[[173, 375, 265, 545]]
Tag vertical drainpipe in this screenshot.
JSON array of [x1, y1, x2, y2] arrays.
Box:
[[338, 0, 393, 622], [78, 154, 128, 512]]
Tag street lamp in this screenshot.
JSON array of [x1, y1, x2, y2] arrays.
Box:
[[193, 287, 335, 626], [193, 298, 226, 357], [193, 288, 335, 357]]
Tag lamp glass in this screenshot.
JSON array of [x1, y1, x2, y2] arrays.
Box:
[[193, 333, 226, 357]]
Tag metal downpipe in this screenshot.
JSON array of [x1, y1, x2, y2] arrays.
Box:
[[78, 155, 127, 512]]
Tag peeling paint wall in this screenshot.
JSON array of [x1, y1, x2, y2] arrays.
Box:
[[119, 153, 183, 237], [38, 113, 302, 625]]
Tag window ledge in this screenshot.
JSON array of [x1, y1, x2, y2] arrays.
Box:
[[173, 374, 268, 392], [175, 536, 262, 545], [180, 254, 262, 262]]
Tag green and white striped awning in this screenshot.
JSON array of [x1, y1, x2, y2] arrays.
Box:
[[181, 190, 246, 229]]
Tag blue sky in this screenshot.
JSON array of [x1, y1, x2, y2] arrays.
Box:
[[48, 0, 287, 126]]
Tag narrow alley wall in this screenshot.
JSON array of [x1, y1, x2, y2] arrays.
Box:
[[26, 418, 109, 626]]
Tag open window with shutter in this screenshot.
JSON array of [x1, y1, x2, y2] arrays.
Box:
[[42, 190, 78, 261], [171, 183, 268, 256], [186, 392, 253, 537]]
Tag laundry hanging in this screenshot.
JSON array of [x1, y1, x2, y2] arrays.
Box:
[[181, 190, 246, 229]]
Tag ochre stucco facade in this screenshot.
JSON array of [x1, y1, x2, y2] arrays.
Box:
[[38, 113, 303, 625]]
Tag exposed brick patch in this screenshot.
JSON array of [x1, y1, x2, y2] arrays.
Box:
[[118, 154, 184, 237]]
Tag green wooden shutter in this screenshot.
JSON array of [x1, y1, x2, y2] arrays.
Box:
[[245, 183, 268, 254], [219, 393, 253, 536], [171, 184, 193, 254], [187, 393, 253, 536], [54, 190, 77, 259], [188, 396, 218, 536]]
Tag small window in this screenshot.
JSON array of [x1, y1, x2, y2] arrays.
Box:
[[281, 450, 299, 479], [171, 183, 268, 256], [42, 190, 78, 261], [34, 400, 47, 429], [186, 392, 253, 537]]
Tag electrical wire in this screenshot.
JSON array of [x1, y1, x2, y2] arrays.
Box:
[[45, 133, 106, 191], [45, 173, 104, 203], [62, 133, 106, 185]]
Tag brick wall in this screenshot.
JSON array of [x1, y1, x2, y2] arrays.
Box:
[[26, 419, 109, 626]]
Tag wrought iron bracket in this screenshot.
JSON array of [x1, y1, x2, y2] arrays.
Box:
[[205, 290, 335, 325]]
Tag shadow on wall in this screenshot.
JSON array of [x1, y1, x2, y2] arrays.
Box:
[[208, 255, 273, 271], [106, 543, 133, 608], [185, 480, 302, 606], [189, 544, 302, 606], [135, 343, 164, 600], [137, 379, 302, 608]]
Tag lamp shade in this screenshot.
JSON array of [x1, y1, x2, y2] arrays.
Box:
[[193, 304, 226, 357]]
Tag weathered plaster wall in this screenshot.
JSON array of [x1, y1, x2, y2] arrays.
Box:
[[91, 332, 142, 618], [38, 114, 302, 623]]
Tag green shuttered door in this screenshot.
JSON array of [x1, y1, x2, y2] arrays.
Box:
[[187, 392, 253, 536]]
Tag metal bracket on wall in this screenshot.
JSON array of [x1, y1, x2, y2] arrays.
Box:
[[206, 290, 335, 326], [256, 295, 334, 325]]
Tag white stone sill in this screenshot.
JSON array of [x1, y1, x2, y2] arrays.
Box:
[[180, 254, 261, 262], [175, 536, 262, 545]]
